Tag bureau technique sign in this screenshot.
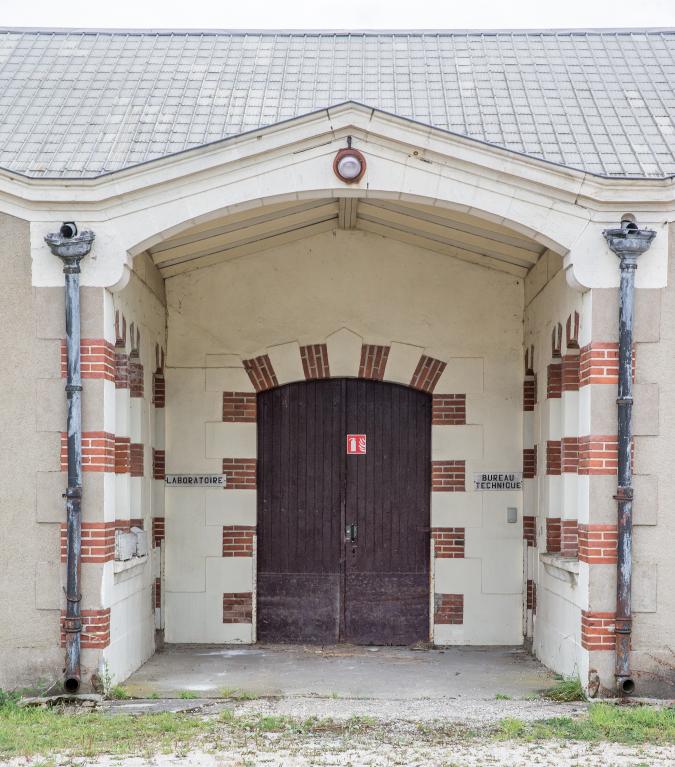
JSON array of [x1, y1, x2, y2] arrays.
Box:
[[473, 472, 523, 491]]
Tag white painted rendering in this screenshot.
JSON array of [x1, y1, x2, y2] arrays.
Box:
[[161, 226, 525, 647]]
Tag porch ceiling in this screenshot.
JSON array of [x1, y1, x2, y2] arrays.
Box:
[[148, 197, 547, 278]]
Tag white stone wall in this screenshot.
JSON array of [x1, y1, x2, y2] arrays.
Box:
[[164, 228, 525, 645], [524, 258, 586, 678], [104, 255, 166, 684]]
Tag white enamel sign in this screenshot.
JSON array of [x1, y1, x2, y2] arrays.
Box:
[[165, 474, 226, 487], [473, 472, 523, 491]]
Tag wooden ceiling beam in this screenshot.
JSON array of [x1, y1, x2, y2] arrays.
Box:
[[153, 202, 339, 265], [358, 219, 528, 277], [357, 203, 539, 266]]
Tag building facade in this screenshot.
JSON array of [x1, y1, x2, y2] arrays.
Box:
[[0, 29, 674, 697]]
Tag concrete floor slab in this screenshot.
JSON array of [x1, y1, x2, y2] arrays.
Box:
[[124, 643, 557, 700]]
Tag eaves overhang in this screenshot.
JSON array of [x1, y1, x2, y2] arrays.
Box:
[[0, 102, 673, 210]]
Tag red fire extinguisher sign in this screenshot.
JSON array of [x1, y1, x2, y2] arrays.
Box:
[[346, 434, 367, 455]]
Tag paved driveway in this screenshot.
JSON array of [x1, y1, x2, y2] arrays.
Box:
[[124, 643, 556, 699]]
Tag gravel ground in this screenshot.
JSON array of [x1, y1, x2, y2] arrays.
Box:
[[228, 694, 589, 724], [10, 735, 675, 767], [10, 695, 675, 767], [109, 695, 590, 724]]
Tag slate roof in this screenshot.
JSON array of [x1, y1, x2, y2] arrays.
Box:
[[0, 29, 674, 179]]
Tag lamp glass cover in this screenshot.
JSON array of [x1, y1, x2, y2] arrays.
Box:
[[337, 154, 362, 179]]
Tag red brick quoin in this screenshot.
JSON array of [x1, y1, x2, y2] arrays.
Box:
[[114, 349, 129, 389], [578, 524, 618, 564], [432, 394, 466, 425], [523, 446, 537, 479], [152, 448, 165, 480], [61, 608, 110, 649], [523, 377, 536, 412], [130, 443, 144, 477], [578, 435, 619, 475], [547, 363, 562, 399], [61, 432, 115, 472], [431, 460, 465, 492], [61, 522, 115, 564], [562, 354, 580, 392], [562, 437, 579, 473], [523, 515, 537, 547], [527, 580, 537, 613], [546, 518, 561, 553], [153, 370, 165, 408], [222, 526, 255, 557], [223, 593, 253, 623], [114, 436, 130, 474], [223, 392, 257, 422], [222, 459, 257, 489], [561, 520, 579, 558], [546, 440, 561, 476], [152, 517, 165, 548], [434, 594, 464, 624], [128, 355, 144, 398], [61, 339, 115, 381], [581, 611, 617, 651], [579, 343, 635, 387], [432, 528, 465, 558]]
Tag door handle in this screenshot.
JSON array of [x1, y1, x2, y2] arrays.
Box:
[[346, 523, 358, 543]]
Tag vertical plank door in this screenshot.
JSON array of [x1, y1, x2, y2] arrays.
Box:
[[343, 379, 431, 644], [256, 380, 344, 642], [257, 379, 430, 644]]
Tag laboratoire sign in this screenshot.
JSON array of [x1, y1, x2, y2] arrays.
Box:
[[165, 474, 226, 487], [473, 472, 523, 491]]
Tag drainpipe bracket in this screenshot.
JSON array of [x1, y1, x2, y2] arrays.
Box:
[[613, 486, 633, 502], [62, 617, 82, 633], [615, 618, 632, 634], [63, 486, 83, 500]]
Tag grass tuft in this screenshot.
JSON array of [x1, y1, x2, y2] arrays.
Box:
[[0, 708, 215, 758], [496, 703, 675, 744], [0, 690, 20, 709], [178, 691, 198, 700], [220, 689, 259, 701], [108, 686, 130, 701], [542, 677, 586, 703]]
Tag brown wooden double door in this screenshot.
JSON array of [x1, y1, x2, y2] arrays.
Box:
[[257, 378, 431, 645]]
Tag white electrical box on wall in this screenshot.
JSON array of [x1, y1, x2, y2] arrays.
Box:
[[132, 527, 148, 557], [115, 530, 137, 561]]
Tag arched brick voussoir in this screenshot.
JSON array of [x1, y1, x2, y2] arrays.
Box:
[[242, 354, 279, 392], [300, 344, 330, 380], [359, 344, 390, 381], [410, 354, 447, 394]]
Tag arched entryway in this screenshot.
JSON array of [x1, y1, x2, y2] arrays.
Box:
[[257, 378, 431, 645]]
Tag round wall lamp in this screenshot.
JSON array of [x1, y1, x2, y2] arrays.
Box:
[[333, 147, 366, 184]]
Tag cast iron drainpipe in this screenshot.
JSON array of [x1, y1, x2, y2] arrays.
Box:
[[602, 220, 656, 695], [45, 224, 95, 694]]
